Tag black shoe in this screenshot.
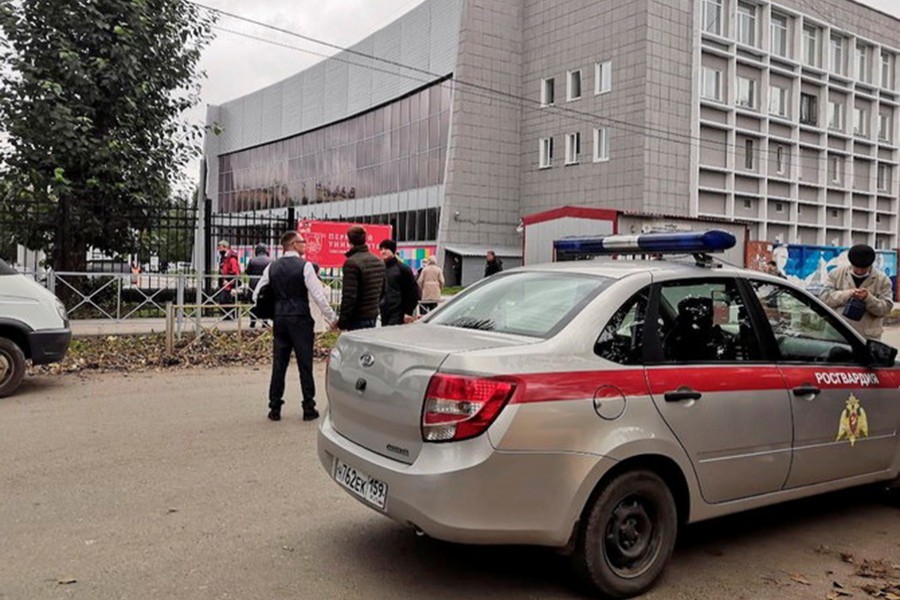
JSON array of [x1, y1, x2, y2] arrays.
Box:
[[268, 409, 281, 421], [302, 408, 320, 422]]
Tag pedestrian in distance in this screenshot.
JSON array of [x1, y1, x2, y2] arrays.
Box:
[[216, 240, 241, 320], [820, 243, 894, 340], [253, 231, 337, 422], [245, 243, 273, 329], [417, 255, 444, 315], [378, 239, 420, 325], [337, 225, 385, 331], [484, 250, 503, 278]]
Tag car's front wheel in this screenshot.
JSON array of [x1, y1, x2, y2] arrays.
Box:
[[572, 469, 678, 599], [0, 337, 27, 398]]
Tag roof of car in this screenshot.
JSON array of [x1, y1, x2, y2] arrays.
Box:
[[515, 257, 778, 281]]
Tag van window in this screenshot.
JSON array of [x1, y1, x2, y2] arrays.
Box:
[[0, 259, 16, 275]]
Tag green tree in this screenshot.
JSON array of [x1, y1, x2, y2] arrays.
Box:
[[0, 0, 215, 271]]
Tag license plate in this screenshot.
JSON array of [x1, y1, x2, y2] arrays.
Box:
[[333, 458, 388, 510]]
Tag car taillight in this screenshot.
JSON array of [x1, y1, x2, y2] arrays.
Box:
[[421, 374, 516, 442]]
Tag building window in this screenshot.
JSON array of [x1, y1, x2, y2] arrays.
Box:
[[831, 35, 846, 75], [703, 0, 723, 35], [803, 25, 818, 67], [857, 44, 870, 83], [829, 155, 844, 184], [594, 127, 610, 162], [877, 164, 891, 192], [800, 93, 818, 125], [736, 76, 756, 109], [775, 201, 784, 213], [828, 100, 844, 131], [831, 209, 839, 218], [744, 139, 755, 170], [743, 198, 753, 209], [595, 61, 612, 95], [565, 132, 581, 165], [770, 13, 789, 58], [769, 86, 788, 118], [882, 51, 895, 89], [776, 145, 786, 174], [541, 77, 555, 106], [879, 112, 892, 142], [854, 107, 869, 137], [567, 70, 582, 101], [539, 137, 553, 168], [736, 2, 756, 46], [876, 214, 882, 224], [701, 66, 722, 101]]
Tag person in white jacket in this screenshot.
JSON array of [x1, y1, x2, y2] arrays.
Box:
[[820, 244, 894, 340]]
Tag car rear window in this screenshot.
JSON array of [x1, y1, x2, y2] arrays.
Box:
[[429, 271, 611, 338], [0, 258, 16, 275]]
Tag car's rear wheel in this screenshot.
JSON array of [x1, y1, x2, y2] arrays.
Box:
[[572, 469, 677, 599], [0, 337, 27, 398]]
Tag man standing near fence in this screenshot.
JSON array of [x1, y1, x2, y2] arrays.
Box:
[[254, 231, 337, 422], [337, 225, 385, 330], [245, 243, 272, 329]]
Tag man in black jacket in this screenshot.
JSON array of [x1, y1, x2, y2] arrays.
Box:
[[485, 250, 503, 278], [245, 243, 272, 328], [378, 239, 420, 326], [253, 231, 337, 422], [338, 225, 385, 330]]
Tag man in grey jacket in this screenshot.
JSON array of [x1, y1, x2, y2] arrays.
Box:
[[821, 244, 894, 340], [245, 243, 272, 328]]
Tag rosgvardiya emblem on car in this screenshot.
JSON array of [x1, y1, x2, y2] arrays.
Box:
[[836, 394, 869, 447]]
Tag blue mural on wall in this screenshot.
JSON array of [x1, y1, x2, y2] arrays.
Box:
[[773, 244, 898, 297]]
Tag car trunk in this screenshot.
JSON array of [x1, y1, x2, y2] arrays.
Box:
[[327, 325, 530, 464]]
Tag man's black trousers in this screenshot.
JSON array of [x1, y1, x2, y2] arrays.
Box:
[[268, 315, 316, 411]]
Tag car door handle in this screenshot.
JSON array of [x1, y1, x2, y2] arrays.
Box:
[[792, 385, 821, 398], [664, 388, 702, 402]]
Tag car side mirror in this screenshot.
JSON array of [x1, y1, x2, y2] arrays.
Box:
[[866, 339, 897, 368]]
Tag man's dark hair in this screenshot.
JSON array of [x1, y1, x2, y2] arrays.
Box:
[[347, 225, 367, 247], [767, 260, 777, 267], [255, 243, 268, 256], [281, 231, 300, 248], [379, 239, 397, 253], [848, 244, 876, 269]]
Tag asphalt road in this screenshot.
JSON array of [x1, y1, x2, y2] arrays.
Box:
[[1, 365, 898, 600]]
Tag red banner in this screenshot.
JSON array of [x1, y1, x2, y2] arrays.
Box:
[[296, 220, 393, 268]]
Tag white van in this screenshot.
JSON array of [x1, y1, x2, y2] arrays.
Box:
[[0, 258, 71, 397]]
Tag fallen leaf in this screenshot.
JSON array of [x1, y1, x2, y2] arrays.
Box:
[[57, 577, 77, 585], [841, 552, 855, 564], [791, 573, 812, 586]]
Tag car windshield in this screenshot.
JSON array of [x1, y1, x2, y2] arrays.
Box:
[[0, 258, 16, 276], [429, 271, 611, 338]]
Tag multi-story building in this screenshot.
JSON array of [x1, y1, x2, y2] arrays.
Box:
[[202, 0, 899, 283]]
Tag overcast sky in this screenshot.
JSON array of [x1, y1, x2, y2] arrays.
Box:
[[186, 0, 900, 182]]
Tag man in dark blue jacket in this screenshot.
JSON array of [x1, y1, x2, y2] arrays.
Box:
[[254, 231, 337, 422], [378, 239, 420, 326]]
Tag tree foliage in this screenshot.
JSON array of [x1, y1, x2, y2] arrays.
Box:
[[0, 0, 215, 270]]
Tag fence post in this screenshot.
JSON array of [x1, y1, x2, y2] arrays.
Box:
[[204, 196, 213, 298], [287, 206, 296, 231], [165, 302, 174, 357], [116, 276, 122, 321], [195, 273, 203, 335], [176, 273, 185, 339], [48, 270, 56, 296]]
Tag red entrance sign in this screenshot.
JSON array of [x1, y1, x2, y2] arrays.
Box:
[[296, 220, 393, 268]]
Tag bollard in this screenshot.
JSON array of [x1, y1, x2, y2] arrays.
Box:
[[165, 302, 175, 357]]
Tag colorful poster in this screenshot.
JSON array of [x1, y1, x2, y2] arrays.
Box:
[[397, 245, 437, 273], [296, 220, 393, 268]]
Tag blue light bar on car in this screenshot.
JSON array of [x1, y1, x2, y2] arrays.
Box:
[[553, 230, 737, 255]]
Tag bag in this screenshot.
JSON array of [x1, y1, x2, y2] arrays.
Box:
[[842, 297, 866, 321], [254, 284, 275, 320]]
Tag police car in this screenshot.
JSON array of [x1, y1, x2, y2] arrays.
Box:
[[318, 231, 899, 598], [0, 258, 71, 397]]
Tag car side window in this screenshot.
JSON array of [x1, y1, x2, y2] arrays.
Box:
[[749, 280, 859, 364], [656, 280, 762, 363], [595, 289, 648, 365]]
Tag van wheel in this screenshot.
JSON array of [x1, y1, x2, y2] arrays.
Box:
[[0, 337, 27, 398], [571, 470, 678, 599]]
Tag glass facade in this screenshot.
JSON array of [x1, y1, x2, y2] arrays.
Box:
[[217, 81, 452, 216]]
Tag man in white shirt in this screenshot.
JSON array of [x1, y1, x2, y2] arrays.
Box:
[[254, 231, 337, 422]]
